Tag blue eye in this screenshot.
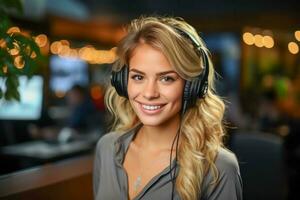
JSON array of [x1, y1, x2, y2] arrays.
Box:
[[131, 74, 143, 81]]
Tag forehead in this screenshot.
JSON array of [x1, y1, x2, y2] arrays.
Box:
[[128, 43, 174, 73]]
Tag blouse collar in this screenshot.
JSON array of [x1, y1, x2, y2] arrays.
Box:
[[114, 123, 143, 166]]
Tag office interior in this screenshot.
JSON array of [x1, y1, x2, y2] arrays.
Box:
[[0, 0, 299, 199]]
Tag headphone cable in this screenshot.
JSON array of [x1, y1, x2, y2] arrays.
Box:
[[170, 124, 181, 200]]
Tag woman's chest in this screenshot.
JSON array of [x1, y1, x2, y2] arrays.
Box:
[[123, 146, 174, 200]]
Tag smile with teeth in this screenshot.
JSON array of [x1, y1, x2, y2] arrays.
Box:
[[142, 104, 162, 110], [140, 103, 164, 111]]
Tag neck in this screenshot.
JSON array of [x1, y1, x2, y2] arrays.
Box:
[[135, 115, 181, 152]]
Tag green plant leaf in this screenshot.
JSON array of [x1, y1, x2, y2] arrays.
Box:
[[0, 0, 44, 101], [0, 0, 23, 14], [0, 16, 11, 35]]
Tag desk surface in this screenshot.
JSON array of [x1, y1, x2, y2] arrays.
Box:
[[0, 133, 100, 160], [0, 154, 94, 198]]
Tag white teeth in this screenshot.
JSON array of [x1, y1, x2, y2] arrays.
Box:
[[142, 104, 161, 110]]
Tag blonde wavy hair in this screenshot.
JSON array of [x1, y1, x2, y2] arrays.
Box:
[[105, 16, 225, 200]]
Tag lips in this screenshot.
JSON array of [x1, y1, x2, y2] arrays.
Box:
[[136, 101, 166, 114], [142, 104, 161, 111]]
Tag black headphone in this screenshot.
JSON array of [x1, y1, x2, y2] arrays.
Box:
[[111, 26, 209, 114]]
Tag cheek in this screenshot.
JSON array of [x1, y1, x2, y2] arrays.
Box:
[[161, 84, 184, 104], [127, 80, 138, 99]]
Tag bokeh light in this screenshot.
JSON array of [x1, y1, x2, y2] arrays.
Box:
[[6, 26, 20, 34], [243, 32, 255, 45], [55, 91, 65, 98], [14, 56, 25, 69], [288, 42, 299, 54], [254, 34, 264, 47], [2, 65, 8, 73], [262, 35, 274, 48], [91, 85, 103, 100], [35, 34, 48, 48], [50, 41, 63, 54], [295, 30, 300, 41]]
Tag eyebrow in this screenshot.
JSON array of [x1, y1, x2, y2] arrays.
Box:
[[129, 68, 178, 76]]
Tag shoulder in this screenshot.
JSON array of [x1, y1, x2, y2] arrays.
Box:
[[203, 147, 241, 184], [201, 147, 243, 200], [94, 131, 122, 168], [95, 131, 120, 152], [214, 147, 240, 176]]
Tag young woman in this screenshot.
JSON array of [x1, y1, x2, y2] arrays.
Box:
[[93, 16, 243, 200]]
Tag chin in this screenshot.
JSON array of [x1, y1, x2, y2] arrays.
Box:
[[135, 110, 180, 127], [138, 117, 167, 127]]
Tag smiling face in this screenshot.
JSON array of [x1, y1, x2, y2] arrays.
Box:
[[127, 43, 185, 127]]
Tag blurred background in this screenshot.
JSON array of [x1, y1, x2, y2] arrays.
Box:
[[0, 0, 299, 199]]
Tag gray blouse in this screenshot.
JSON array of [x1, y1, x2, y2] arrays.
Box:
[[93, 125, 243, 200]]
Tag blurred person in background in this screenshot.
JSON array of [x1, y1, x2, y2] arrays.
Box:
[[29, 84, 102, 143], [65, 84, 96, 131]]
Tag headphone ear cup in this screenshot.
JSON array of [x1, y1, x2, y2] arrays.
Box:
[[182, 79, 200, 114], [111, 66, 129, 98], [197, 48, 209, 99], [182, 80, 192, 114], [198, 79, 208, 99]]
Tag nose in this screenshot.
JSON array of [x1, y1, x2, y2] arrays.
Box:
[[142, 79, 159, 100]]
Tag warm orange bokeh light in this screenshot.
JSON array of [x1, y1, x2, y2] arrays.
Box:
[[263, 35, 274, 48], [78, 46, 94, 61], [55, 91, 65, 98], [91, 85, 103, 100], [254, 34, 264, 47], [50, 41, 63, 54], [59, 45, 71, 57], [9, 42, 20, 56], [35, 34, 48, 48], [288, 42, 299, 54], [0, 39, 6, 48], [68, 49, 78, 58], [7, 26, 20, 34], [2, 65, 8, 74], [50, 40, 117, 64], [60, 40, 70, 46], [14, 56, 25, 69], [243, 32, 254, 45], [295, 30, 300, 41], [30, 51, 37, 58]]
